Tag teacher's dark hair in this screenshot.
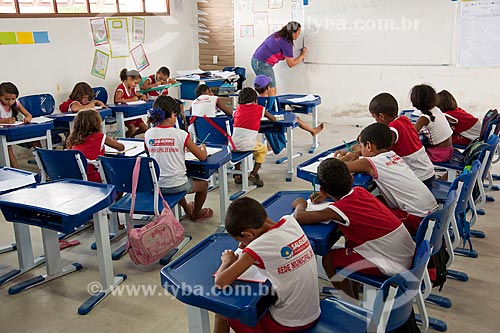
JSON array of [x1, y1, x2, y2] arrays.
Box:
[[275, 21, 301, 44]]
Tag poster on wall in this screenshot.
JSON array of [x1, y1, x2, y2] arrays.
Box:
[[240, 0, 253, 12], [91, 49, 110, 79], [130, 44, 150, 72], [254, 12, 268, 25], [90, 17, 108, 46], [106, 17, 129, 58], [268, 0, 283, 9], [240, 25, 255, 38], [132, 17, 145, 43]]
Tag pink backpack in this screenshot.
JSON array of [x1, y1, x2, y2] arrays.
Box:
[[126, 157, 185, 265]]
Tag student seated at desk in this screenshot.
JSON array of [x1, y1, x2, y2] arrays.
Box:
[[0, 82, 36, 169], [145, 96, 213, 222], [191, 84, 233, 117], [114, 68, 148, 138], [338, 92, 435, 188], [59, 82, 107, 113], [411, 84, 454, 163], [233, 87, 277, 187], [214, 197, 320, 333], [67, 109, 124, 182], [140, 66, 177, 99], [333, 123, 438, 236], [292, 158, 415, 300], [254, 75, 324, 136], [436, 89, 481, 146]]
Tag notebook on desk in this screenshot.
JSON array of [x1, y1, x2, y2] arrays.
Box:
[[125, 100, 147, 105], [105, 140, 144, 156], [185, 147, 221, 161]]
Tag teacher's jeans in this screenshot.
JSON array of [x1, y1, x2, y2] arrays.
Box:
[[251, 57, 276, 88]]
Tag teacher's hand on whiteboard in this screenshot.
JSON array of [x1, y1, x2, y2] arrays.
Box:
[[301, 46, 308, 56]]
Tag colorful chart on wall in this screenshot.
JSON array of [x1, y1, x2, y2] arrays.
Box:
[[90, 17, 108, 46], [0, 31, 50, 45], [130, 44, 149, 72], [132, 17, 145, 43], [106, 17, 130, 58], [91, 49, 110, 79]]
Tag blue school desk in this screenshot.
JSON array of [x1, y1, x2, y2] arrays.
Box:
[[48, 108, 113, 133], [0, 167, 45, 286], [107, 101, 154, 139], [176, 77, 226, 100], [259, 112, 299, 181], [296, 141, 375, 190], [262, 191, 338, 257], [0, 121, 54, 167], [0, 179, 126, 315], [137, 82, 182, 94], [277, 94, 322, 153], [161, 233, 276, 333]]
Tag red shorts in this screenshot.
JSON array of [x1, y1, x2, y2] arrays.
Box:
[[452, 133, 472, 146], [125, 118, 145, 127], [228, 312, 317, 333], [426, 145, 454, 162], [329, 248, 385, 276], [389, 208, 423, 236]]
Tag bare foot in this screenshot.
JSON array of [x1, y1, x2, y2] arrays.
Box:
[[311, 123, 324, 136]]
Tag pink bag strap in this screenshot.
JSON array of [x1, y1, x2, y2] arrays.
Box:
[[202, 115, 236, 150]]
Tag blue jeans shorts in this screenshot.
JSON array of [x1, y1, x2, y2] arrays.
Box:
[[161, 177, 194, 195], [251, 57, 276, 88]]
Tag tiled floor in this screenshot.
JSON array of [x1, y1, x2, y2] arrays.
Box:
[[1, 120, 499, 332]]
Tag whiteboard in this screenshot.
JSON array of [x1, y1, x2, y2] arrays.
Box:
[[303, 0, 457, 65]]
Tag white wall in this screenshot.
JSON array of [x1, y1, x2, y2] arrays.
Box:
[[0, 3, 198, 107], [234, 0, 500, 126]]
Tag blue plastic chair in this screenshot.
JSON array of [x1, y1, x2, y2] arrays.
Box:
[[192, 116, 256, 200], [18, 94, 55, 117], [98, 156, 188, 261], [92, 86, 108, 104], [301, 241, 431, 333]]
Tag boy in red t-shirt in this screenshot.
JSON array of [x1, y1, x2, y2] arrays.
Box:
[[293, 158, 415, 299]]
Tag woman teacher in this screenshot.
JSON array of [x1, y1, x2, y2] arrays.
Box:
[[251, 21, 307, 96]]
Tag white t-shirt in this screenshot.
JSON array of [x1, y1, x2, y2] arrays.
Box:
[[419, 107, 453, 145], [243, 215, 321, 327], [366, 151, 438, 217], [144, 126, 189, 188], [0, 101, 16, 118], [191, 95, 219, 117]]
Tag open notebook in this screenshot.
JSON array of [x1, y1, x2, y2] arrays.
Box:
[[185, 147, 221, 161], [125, 100, 147, 105], [213, 248, 268, 283], [298, 152, 337, 174], [105, 140, 144, 156]]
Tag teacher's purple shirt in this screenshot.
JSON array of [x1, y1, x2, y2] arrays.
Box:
[[253, 34, 294, 66]]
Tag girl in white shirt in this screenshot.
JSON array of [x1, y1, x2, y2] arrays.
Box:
[[411, 84, 453, 162], [145, 96, 213, 222]]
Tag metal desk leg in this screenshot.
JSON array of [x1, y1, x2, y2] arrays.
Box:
[[286, 126, 294, 182], [115, 112, 127, 139], [8, 228, 82, 295], [78, 209, 126, 315], [0, 223, 45, 286], [0, 135, 10, 167], [45, 129, 53, 150], [217, 163, 228, 233], [309, 106, 320, 153], [187, 305, 211, 333]]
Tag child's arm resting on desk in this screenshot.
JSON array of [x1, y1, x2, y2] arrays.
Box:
[[18, 101, 32, 123], [185, 138, 207, 161], [264, 110, 277, 122], [414, 116, 430, 133], [343, 158, 375, 178], [105, 136, 125, 151], [215, 250, 255, 288], [216, 98, 233, 116], [114, 90, 139, 104], [292, 197, 341, 225]]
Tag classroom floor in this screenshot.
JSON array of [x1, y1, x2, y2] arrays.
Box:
[[1, 119, 500, 333]]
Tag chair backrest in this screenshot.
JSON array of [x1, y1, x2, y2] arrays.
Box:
[[447, 160, 481, 215], [92, 86, 108, 104], [416, 190, 457, 256], [479, 109, 499, 141], [222, 66, 246, 90], [99, 156, 159, 193], [369, 240, 432, 331], [257, 96, 279, 113], [477, 134, 499, 181], [33, 148, 88, 182], [192, 116, 233, 145], [18, 94, 55, 117]]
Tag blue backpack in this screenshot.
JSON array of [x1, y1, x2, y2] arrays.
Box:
[[257, 96, 287, 154]]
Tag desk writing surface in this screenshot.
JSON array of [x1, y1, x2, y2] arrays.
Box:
[[0, 122, 54, 142], [105, 139, 144, 157], [0, 167, 37, 194], [277, 94, 322, 108], [108, 101, 153, 117], [161, 233, 275, 326]]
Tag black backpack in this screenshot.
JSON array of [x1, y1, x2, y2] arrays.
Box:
[[428, 243, 450, 292], [461, 138, 488, 166]]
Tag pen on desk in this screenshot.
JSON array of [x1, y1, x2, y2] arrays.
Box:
[[343, 140, 353, 152], [312, 178, 317, 199], [112, 130, 120, 138], [200, 133, 211, 144]]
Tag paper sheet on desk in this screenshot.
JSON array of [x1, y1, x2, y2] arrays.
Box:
[[287, 94, 317, 103], [185, 147, 221, 161], [105, 140, 143, 156], [298, 153, 337, 174], [306, 199, 333, 224], [213, 248, 268, 283], [125, 100, 146, 105], [177, 69, 205, 77], [0, 121, 24, 126], [30, 116, 53, 124], [411, 110, 422, 116]]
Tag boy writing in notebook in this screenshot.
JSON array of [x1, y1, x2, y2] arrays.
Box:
[[293, 158, 415, 299], [191, 84, 233, 117], [324, 123, 437, 236], [214, 197, 320, 333]]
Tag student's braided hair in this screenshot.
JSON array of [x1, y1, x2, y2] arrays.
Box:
[[410, 84, 437, 122]]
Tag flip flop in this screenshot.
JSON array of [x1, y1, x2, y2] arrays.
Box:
[[59, 239, 80, 250], [190, 208, 214, 222]]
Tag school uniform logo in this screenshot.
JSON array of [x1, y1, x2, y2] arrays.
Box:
[[280, 246, 293, 259]]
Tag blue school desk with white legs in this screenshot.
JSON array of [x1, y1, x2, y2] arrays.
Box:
[[0, 121, 54, 167], [108, 101, 154, 138], [277, 94, 322, 153], [161, 233, 276, 333], [0, 167, 45, 286], [176, 77, 226, 100], [48, 108, 113, 133], [259, 112, 300, 182], [0, 179, 126, 315]]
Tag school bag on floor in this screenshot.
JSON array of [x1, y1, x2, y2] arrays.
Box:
[[126, 157, 185, 265]]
